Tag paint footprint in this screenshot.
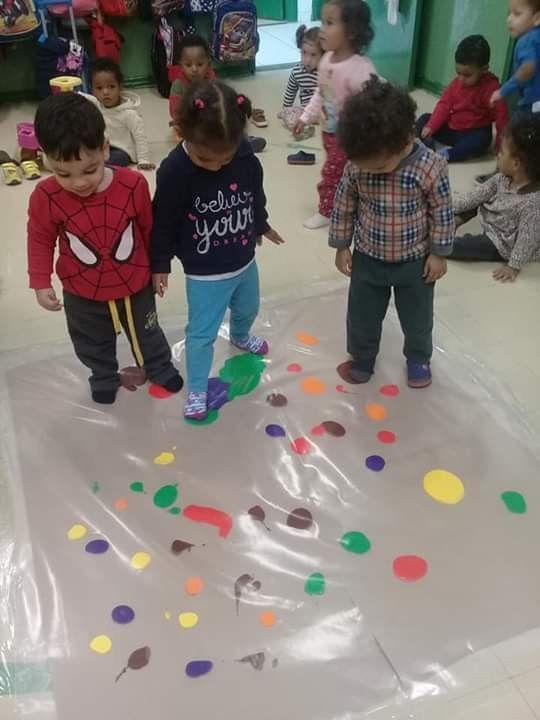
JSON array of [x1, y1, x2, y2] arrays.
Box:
[[234, 574, 261, 615], [237, 652, 266, 671]]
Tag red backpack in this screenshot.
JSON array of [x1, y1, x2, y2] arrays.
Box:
[[97, 0, 136, 16], [88, 15, 123, 63]]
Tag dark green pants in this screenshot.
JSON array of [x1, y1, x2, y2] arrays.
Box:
[[347, 253, 434, 366]]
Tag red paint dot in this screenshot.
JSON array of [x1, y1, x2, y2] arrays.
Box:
[[287, 363, 303, 373], [148, 384, 173, 399], [311, 424, 326, 437], [380, 384, 400, 398], [291, 437, 313, 455], [377, 430, 396, 444], [393, 555, 428, 582]]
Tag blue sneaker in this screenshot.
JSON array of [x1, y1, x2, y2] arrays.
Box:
[[407, 362, 432, 389]]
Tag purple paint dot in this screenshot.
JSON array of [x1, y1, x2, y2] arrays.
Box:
[[265, 424, 286, 438], [85, 539, 109, 554], [185, 660, 213, 678], [207, 377, 230, 410], [112, 605, 135, 624], [366, 455, 386, 472]]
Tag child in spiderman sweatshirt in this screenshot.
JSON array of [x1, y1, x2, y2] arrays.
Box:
[[27, 93, 183, 405]]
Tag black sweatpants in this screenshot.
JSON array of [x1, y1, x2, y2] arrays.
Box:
[[347, 253, 434, 367], [64, 285, 178, 393], [449, 233, 504, 262], [416, 113, 492, 163]]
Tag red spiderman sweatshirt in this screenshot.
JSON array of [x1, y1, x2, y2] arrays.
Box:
[[426, 73, 509, 148], [27, 167, 152, 302]]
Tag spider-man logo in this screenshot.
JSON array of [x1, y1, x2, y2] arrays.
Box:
[[35, 172, 152, 301]]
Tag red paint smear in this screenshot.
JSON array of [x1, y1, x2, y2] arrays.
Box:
[[380, 384, 400, 398], [310, 424, 326, 437], [183, 505, 233, 539], [148, 384, 173, 399], [393, 555, 428, 582], [287, 363, 303, 373], [291, 437, 312, 455], [336, 384, 347, 393], [377, 430, 396, 444]]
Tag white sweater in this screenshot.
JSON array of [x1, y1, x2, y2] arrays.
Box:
[[84, 91, 150, 165]]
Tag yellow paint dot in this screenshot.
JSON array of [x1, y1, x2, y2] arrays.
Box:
[[424, 469, 465, 505], [365, 403, 387, 422], [131, 551, 152, 570], [178, 612, 199, 629], [67, 524, 88, 541], [185, 576, 204, 596], [164, 611, 172, 621], [154, 451, 175, 465], [90, 635, 112, 654], [296, 332, 319, 346], [301, 377, 326, 395]]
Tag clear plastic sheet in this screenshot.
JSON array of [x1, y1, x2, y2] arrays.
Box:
[[2, 287, 540, 720]]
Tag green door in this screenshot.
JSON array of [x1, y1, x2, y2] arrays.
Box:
[[255, 0, 286, 20]]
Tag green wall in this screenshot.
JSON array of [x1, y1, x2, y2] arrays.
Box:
[[416, 0, 512, 94]]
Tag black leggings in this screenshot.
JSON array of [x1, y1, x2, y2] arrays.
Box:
[[449, 233, 504, 262]]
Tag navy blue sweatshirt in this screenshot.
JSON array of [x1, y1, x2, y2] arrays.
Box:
[[151, 140, 270, 276]]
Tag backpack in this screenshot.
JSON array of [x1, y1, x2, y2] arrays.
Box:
[[88, 15, 123, 63], [212, 0, 258, 63], [0, 0, 40, 42], [151, 14, 184, 97]]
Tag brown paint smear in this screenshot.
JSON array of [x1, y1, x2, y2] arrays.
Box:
[[322, 421, 346, 437], [248, 505, 271, 531], [171, 540, 195, 556], [119, 366, 147, 391], [234, 574, 261, 615], [336, 361, 362, 385], [286, 508, 313, 530], [267, 393, 288, 407], [115, 646, 151, 682]]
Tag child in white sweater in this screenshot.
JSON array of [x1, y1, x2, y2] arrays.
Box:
[[89, 58, 154, 170]]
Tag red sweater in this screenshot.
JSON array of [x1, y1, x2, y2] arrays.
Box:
[[427, 73, 509, 148], [168, 66, 216, 120], [27, 167, 152, 302]]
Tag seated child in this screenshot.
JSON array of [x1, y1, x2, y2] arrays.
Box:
[[450, 113, 540, 282], [416, 35, 509, 162], [27, 93, 183, 404], [330, 78, 454, 389], [279, 24, 322, 139], [169, 35, 215, 124]]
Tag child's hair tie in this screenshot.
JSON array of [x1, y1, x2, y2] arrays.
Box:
[[194, 98, 205, 109], [237, 95, 245, 106]]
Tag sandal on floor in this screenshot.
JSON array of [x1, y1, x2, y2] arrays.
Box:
[[20, 159, 41, 180], [287, 150, 316, 165], [251, 108, 268, 128], [1, 160, 22, 185]]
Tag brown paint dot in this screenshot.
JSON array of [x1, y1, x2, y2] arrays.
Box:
[[321, 421, 346, 437], [286, 507, 313, 530], [171, 540, 195, 555], [267, 393, 288, 407]]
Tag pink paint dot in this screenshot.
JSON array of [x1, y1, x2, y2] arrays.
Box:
[[380, 384, 400, 398], [336, 384, 346, 393], [311, 424, 326, 437], [148, 383, 173, 399], [393, 555, 428, 582], [291, 437, 313, 455], [287, 363, 303, 373], [377, 430, 396, 444]]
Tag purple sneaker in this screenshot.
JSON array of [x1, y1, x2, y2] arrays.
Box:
[[231, 335, 269, 356], [184, 391, 208, 420], [407, 362, 432, 389]]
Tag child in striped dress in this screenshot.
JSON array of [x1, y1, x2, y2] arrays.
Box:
[[279, 25, 322, 139]]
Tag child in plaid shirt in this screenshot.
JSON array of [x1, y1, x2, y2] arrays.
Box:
[[329, 79, 455, 388]]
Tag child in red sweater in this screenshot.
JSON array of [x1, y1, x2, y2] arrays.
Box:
[[168, 35, 215, 124], [416, 35, 509, 162]]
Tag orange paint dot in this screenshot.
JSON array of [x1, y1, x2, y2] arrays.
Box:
[[296, 332, 319, 346], [365, 403, 387, 422], [260, 610, 277, 628], [185, 576, 204, 596], [114, 497, 129, 512], [301, 377, 326, 395]]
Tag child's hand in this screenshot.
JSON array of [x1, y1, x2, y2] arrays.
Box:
[[152, 273, 169, 297], [35, 287, 62, 311], [490, 89, 502, 106], [335, 248, 353, 277], [493, 265, 519, 283], [423, 254, 447, 283], [138, 162, 156, 171], [293, 119, 306, 137], [421, 126, 433, 139], [261, 227, 285, 245]]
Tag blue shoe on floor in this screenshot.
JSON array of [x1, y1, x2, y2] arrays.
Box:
[[407, 362, 432, 388]]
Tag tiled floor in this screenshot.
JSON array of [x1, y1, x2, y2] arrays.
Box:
[[1, 75, 540, 718]]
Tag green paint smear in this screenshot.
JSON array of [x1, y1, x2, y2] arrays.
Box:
[[305, 572, 326, 596], [130, 482, 145, 493], [501, 491, 527, 514], [340, 531, 371, 555], [219, 353, 266, 401], [153, 484, 178, 509], [185, 409, 219, 427], [169, 507, 181, 515]]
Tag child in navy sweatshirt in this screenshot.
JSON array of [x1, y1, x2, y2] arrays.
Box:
[[151, 80, 284, 421]]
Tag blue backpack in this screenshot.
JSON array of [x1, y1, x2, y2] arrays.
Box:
[[212, 0, 258, 63]]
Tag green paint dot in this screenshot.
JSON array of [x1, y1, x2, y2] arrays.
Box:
[[340, 531, 371, 555], [153, 484, 178, 509], [130, 482, 145, 493], [219, 353, 266, 401], [91, 481, 100, 494], [185, 410, 219, 427], [501, 491, 527, 514], [305, 572, 326, 596], [169, 507, 181, 515]]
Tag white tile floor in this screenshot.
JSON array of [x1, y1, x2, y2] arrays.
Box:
[[1, 76, 540, 718]]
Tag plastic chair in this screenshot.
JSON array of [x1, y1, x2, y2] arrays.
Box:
[[17, 123, 40, 151], [49, 76, 83, 92]]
